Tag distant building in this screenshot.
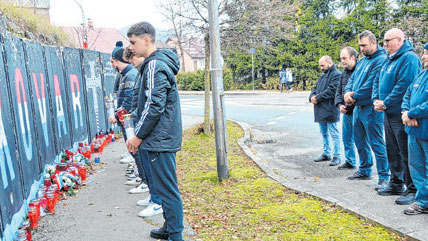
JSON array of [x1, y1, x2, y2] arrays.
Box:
[[62, 23, 129, 54], [11, 0, 50, 20], [166, 36, 205, 72]]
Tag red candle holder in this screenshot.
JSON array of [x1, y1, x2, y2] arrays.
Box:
[[28, 207, 38, 228], [79, 165, 87, 181], [43, 178, 51, 187], [21, 221, 32, 241], [46, 192, 55, 213], [30, 200, 40, 221]]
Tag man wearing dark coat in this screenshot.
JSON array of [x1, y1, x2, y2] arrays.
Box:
[[310, 55, 341, 166]]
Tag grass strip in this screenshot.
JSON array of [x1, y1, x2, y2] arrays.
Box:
[[177, 121, 403, 241]]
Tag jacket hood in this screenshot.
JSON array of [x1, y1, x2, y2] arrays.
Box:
[[142, 49, 180, 75], [390, 40, 414, 60]]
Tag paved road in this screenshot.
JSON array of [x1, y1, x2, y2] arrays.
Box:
[[180, 91, 428, 241]]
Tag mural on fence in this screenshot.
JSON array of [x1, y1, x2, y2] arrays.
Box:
[[0, 29, 116, 241]]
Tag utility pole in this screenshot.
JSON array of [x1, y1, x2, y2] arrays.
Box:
[[72, 0, 88, 49], [208, 0, 229, 181], [250, 48, 256, 91]]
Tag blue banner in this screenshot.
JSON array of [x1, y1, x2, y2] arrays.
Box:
[[62, 48, 88, 145], [100, 53, 119, 132], [2, 32, 41, 196], [0, 32, 25, 237], [23, 40, 57, 167], [82, 50, 107, 139], [44, 46, 73, 151]]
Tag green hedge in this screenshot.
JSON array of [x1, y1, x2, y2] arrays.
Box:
[[177, 68, 234, 91]]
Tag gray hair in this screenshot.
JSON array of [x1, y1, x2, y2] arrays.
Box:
[[359, 30, 376, 43], [127, 21, 156, 43]]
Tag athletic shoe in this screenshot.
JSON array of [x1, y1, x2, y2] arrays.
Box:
[[138, 203, 163, 217], [127, 171, 139, 180], [129, 183, 149, 194], [404, 203, 428, 215], [347, 172, 371, 180], [375, 179, 389, 191], [150, 226, 168, 240], [120, 155, 135, 164], [125, 177, 142, 186], [137, 195, 152, 206], [121, 152, 130, 158]]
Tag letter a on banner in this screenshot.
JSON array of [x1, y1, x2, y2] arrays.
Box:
[[15, 68, 32, 161], [0, 97, 15, 189], [70, 74, 83, 128], [53, 74, 67, 137], [32, 73, 49, 145]]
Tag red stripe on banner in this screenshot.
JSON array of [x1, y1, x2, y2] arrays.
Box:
[[15, 67, 27, 103]]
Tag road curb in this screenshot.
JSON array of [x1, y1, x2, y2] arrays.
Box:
[[233, 119, 419, 241]]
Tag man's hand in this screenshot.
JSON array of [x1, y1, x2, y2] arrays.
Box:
[[344, 92, 355, 105], [373, 100, 385, 112], [402, 111, 419, 127], [407, 119, 419, 127], [310, 95, 318, 105], [339, 105, 348, 114], [109, 116, 117, 124], [126, 136, 143, 155]]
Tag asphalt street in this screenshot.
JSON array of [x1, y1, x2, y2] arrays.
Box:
[[181, 90, 428, 241]]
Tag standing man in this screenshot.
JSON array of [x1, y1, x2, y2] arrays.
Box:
[[401, 43, 428, 215], [126, 22, 184, 241], [372, 28, 421, 204], [279, 66, 287, 92], [310, 55, 341, 166], [344, 30, 389, 186], [335, 47, 358, 169], [286, 68, 293, 92]]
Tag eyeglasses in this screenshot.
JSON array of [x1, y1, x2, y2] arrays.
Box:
[[383, 37, 399, 44]]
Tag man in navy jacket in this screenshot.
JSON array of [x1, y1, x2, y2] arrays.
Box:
[[401, 42, 428, 215], [310, 56, 341, 166], [344, 30, 389, 184], [126, 22, 183, 241], [372, 28, 421, 204]]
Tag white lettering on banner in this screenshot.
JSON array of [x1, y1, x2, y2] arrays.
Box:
[[32, 73, 49, 145], [0, 102, 16, 189], [86, 61, 101, 132], [69, 74, 83, 128], [15, 68, 33, 161], [53, 74, 67, 137]]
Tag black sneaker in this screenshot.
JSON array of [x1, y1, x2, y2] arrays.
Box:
[[347, 172, 371, 180], [396, 192, 416, 205], [150, 226, 169, 240], [375, 179, 389, 191], [314, 154, 331, 162], [329, 157, 341, 166], [404, 203, 428, 215], [377, 184, 405, 196], [338, 162, 355, 170]]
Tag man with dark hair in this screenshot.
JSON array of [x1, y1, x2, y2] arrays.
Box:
[[279, 65, 287, 92], [344, 30, 390, 186], [373, 28, 421, 204], [310, 55, 341, 166], [401, 42, 428, 215], [126, 21, 183, 241], [335, 46, 358, 169]]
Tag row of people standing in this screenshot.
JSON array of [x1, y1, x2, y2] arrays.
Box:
[[109, 22, 185, 240], [310, 28, 428, 215]]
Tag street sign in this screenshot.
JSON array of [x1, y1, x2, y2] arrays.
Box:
[[250, 48, 256, 54]]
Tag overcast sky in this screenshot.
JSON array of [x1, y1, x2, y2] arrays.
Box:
[[49, 0, 171, 30]]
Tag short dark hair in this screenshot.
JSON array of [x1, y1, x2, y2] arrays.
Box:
[[127, 21, 156, 43], [359, 30, 376, 43], [123, 46, 134, 62], [343, 46, 358, 60]]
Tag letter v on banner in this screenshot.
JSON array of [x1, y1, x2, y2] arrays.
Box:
[[69, 74, 83, 128], [15, 67, 32, 161], [32, 73, 49, 146], [53, 74, 67, 137], [0, 94, 15, 189]]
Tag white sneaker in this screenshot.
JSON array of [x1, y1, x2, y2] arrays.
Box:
[[121, 152, 130, 158], [137, 195, 152, 206], [127, 171, 139, 180], [129, 183, 149, 194], [138, 203, 163, 217], [120, 155, 135, 164], [125, 177, 142, 186]]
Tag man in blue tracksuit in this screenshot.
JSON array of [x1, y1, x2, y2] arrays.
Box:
[[335, 46, 358, 169], [372, 28, 421, 204], [126, 22, 183, 241], [310, 56, 341, 166], [344, 30, 389, 184], [401, 42, 428, 215]]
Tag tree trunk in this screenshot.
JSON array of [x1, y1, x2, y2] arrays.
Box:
[[203, 33, 211, 135]]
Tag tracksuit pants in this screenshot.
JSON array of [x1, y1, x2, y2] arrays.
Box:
[[342, 113, 356, 166], [408, 136, 428, 208]]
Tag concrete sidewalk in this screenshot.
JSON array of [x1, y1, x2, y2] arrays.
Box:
[[32, 115, 203, 241], [237, 121, 428, 241]]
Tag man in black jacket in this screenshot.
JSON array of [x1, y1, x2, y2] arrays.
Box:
[[310, 55, 341, 166], [126, 22, 183, 241], [335, 47, 358, 169]]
